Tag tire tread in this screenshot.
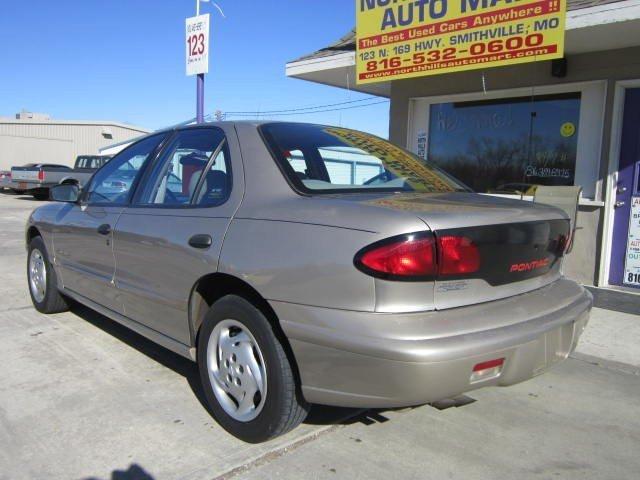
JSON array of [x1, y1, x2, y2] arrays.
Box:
[[197, 295, 309, 442]]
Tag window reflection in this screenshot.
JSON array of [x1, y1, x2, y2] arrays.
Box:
[[427, 93, 581, 195]]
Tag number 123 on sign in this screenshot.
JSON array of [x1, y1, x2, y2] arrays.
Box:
[[185, 14, 210, 76]]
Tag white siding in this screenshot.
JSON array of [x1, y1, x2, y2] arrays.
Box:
[[0, 122, 148, 170]]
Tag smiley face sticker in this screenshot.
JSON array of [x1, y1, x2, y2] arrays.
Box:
[[560, 122, 576, 138]]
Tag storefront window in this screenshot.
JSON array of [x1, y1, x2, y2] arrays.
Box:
[[427, 93, 581, 194]]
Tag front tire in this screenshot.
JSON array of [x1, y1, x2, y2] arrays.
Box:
[[28, 236, 69, 314], [197, 295, 309, 443]]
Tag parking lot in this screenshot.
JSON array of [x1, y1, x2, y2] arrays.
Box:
[[1, 192, 639, 480]]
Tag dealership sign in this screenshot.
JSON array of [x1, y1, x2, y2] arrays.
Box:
[[624, 197, 640, 287], [186, 14, 210, 76], [356, 0, 566, 84]]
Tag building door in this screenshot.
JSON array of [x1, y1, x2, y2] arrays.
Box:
[[609, 88, 640, 288]]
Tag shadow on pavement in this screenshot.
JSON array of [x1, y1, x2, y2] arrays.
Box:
[[69, 301, 209, 414], [67, 301, 377, 429], [0, 190, 42, 201], [84, 463, 155, 480], [15, 197, 45, 202]]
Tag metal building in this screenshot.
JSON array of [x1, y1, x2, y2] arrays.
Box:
[[0, 111, 149, 171]]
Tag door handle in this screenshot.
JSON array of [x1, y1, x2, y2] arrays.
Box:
[[97, 224, 112, 235], [189, 234, 213, 249], [615, 201, 626, 208]]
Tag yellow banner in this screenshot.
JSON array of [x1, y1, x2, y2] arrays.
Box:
[[356, 0, 566, 84]]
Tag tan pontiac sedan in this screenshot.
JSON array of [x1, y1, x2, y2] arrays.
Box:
[[26, 122, 592, 442]]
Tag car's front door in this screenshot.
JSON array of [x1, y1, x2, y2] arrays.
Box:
[[112, 126, 244, 345], [53, 133, 169, 311]]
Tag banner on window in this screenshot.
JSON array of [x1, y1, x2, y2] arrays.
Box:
[[356, 0, 566, 84], [324, 127, 459, 192]]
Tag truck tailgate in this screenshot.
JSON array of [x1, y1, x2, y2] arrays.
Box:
[[10, 169, 39, 182]]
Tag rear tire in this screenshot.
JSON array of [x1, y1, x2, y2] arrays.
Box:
[[27, 236, 69, 314], [197, 295, 309, 443]]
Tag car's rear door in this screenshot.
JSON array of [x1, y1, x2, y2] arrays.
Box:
[[52, 133, 169, 312], [112, 126, 244, 345]]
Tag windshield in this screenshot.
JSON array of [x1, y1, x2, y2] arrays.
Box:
[[260, 123, 468, 194]]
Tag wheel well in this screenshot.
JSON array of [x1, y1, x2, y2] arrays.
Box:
[[26, 226, 41, 244], [190, 273, 278, 345], [189, 273, 304, 394]]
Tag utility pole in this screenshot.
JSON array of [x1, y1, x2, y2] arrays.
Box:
[[196, 0, 205, 124]]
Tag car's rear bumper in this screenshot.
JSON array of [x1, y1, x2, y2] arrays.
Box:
[[10, 181, 48, 191], [272, 278, 592, 408]]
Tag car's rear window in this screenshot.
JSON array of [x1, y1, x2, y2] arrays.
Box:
[[260, 123, 468, 194], [76, 156, 106, 169]]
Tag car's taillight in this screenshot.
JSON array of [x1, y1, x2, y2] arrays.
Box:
[[355, 233, 437, 280], [355, 232, 480, 280], [38, 170, 45, 181], [438, 235, 480, 275], [557, 233, 571, 254]]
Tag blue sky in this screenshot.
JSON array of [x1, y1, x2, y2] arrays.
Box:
[[0, 0, 390, 137]]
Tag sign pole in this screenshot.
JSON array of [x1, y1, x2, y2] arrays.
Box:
[[196, 0, 204, 123], [197, 74, 204, 123], [186, 2, 212, 123]]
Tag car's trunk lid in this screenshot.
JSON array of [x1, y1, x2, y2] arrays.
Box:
[[432, 216, 569, 309], [334, 192, 571, 309]]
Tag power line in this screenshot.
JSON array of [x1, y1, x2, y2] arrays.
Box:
[[224, 97, 388, 115], [224, 100, 389, 118]]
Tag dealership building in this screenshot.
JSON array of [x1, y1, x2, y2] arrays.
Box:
[[287, 0, 640, 291], [0, 111, 148, 171]]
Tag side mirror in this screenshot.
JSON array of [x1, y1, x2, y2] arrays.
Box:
[[50, 183, 80, 203]]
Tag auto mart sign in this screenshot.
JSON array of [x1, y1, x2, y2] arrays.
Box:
[[356, 0, 566, 84]]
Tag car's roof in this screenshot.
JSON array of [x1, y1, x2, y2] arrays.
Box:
[[129, 121, 355, 147], [170, 120, 331, 132]]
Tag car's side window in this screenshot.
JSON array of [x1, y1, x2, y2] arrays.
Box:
[[283, 150, 310, 181], [134, 128, 231, 207], [85, 133, 167, 205], [193, 142, 231, 207]]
